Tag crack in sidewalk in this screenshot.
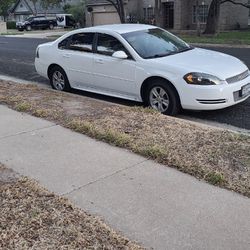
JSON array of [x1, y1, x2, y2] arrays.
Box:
[[0, 124, 58, 141], [62, 159, 149, 196]]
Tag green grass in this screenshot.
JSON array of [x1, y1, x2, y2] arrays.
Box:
[[179, 31, 250, 45], [15, 101, 32, 112], [0, 32, 23, 36], [67, 119, 131, 147], [205, 171, 225, 185], [46, 35, 62, 40]]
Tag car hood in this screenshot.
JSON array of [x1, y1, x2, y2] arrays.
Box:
[[154, 48, 248, 80], [17, 21, 29, 25]]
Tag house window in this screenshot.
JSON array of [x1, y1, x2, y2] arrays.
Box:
[[143, 7, 154, 23], [193, 5, 209, 24]]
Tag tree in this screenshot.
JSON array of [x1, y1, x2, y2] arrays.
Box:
[[0, 0, 15, 21], [204, 0, 250, 34], [64, 1, 85, 27], [104, 0, 125, 23], [41, 0, 62, 15]]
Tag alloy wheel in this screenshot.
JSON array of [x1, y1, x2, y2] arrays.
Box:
[[52, 71, 65, 90], [149, 86, 170, 113]]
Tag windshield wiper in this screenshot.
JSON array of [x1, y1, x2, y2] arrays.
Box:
[[145, 53, 172, 59], [145, 47, 194, 59], [177, 47, 194, 53]]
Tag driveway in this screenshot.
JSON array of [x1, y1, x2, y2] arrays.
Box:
[[0, 36, 249, 130]]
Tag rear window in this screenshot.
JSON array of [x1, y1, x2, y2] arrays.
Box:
[[68, 33, 94, 52], [58, 36, 72, 50]]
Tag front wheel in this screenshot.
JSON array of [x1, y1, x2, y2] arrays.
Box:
[[49, 24, 54, 30], [49, 66, 71, 92], [145, 80, 180, 115], [26, 25, 31, 31]]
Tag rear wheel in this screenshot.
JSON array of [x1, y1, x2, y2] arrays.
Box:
[[145, 80, 180, 115], [49, 66, 71, 92], [49, 24, 54, 30]]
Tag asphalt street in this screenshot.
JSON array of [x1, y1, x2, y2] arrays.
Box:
[[0, 36, 249, 129]]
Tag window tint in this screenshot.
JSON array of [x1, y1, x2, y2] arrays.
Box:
[[68, 33, 94, 52], [97, 33, 129, 57], [58, 36, 72, 50]]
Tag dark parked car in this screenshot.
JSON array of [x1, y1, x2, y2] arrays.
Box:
[[16, 16, 57, 31]]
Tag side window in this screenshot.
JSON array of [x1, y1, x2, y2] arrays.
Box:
[[68, 33, 94, 52], [97, 33, 130, 58], [58, 36, 72, 50]]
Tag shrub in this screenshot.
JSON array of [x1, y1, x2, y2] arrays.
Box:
[[7, 21, 16, 29]]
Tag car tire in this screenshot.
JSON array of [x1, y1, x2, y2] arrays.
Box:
[[145, 79, 180, 115], [49, 66, 71, 92], [26, 25, 31, 31], [49, 24, 54, 30]]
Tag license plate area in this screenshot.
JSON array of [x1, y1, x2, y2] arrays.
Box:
[[241, 83, 250, 97]]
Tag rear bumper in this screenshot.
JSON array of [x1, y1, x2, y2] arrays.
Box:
[[179, 75, 250, 110], [35, 59, 49, 79]]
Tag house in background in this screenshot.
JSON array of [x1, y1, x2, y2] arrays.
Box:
[[5, 0, 250, 30], [143, 0, 249, 30], [8, 0, 80, 22], [86, 0, 250, 30], [85, 0, 143, 27]]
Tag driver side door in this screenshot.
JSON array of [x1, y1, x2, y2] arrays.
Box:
[[92, 33, 136, 98]]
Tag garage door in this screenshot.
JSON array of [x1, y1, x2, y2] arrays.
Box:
[[93, 12, 121, 26]]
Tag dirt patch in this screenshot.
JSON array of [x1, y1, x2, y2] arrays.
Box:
[[0, 81, 249, 197], [0, 164, 143, 249], [0, 165, 20, 184]]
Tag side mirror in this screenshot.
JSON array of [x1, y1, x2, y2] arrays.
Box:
[[112, 51, 128, 59]]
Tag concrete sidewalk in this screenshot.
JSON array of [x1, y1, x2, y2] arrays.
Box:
[[5, 30, 67, 39], [0, 105, 249, 250]]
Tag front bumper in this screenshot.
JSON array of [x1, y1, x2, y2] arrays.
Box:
[[179, 75, 250, 110], [16, 24, 25, 30]]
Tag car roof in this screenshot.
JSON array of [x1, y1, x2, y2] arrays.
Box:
[[78, 24, 156, 35]]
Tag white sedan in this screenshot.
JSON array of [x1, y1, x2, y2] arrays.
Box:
[[35, 24, 250, 115]]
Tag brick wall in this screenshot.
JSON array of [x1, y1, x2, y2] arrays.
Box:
[[139, 0, 249, 30]]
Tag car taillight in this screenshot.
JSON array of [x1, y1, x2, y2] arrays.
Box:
[[36, 48, 39, 58]]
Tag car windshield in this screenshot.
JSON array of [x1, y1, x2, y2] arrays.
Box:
[[122, 28, 192, 59], [25, 17, 33, 22]]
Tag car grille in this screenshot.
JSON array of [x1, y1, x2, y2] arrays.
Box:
[[226, 70, 249, 84]]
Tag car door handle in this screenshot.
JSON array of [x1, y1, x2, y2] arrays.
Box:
[[95, 58, 104, 64], [63, 54, 70, 58]]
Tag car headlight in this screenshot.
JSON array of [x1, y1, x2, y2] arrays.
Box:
[[183, 73, 223, 85]]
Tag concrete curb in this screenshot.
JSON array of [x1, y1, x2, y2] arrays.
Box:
[[191, 43, 250, 48]]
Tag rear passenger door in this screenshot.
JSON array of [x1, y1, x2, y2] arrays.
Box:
[[30, 18, 38, 29], [58, 32, 95, 89], [39, 17, 47, 29]]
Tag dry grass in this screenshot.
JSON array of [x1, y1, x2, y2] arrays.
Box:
[[0, 165, 143, 249], [0, 81, 249, 197]]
